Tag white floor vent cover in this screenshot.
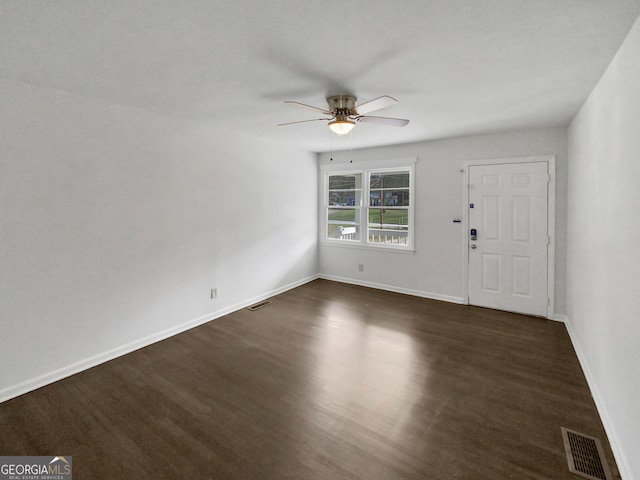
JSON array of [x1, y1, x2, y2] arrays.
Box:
[[561, 427, 613, 480], [247, 300, 273, 311]]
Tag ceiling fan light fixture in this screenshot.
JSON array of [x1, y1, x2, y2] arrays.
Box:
[[328, 116, 356, 135]]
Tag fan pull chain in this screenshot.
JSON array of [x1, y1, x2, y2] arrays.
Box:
[[329, 128, 333, 161], [349, 129, 354, 163]]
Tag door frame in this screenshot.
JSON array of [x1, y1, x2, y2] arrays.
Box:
[[461, 155, 556, 319]]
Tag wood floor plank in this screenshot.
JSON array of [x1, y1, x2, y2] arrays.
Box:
[[0, 279, 619, 479]]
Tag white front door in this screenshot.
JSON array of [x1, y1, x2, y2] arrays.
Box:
[[468, 162, 549, 316]]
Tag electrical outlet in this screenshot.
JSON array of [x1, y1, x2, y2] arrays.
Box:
[[358, 264, 364, 272], [211, 288, 217, 299]]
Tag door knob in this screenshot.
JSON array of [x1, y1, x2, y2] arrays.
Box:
[[470, 244, 477, 249]]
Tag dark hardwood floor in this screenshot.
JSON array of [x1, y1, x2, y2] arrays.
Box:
[[0, 279, 619, 479]]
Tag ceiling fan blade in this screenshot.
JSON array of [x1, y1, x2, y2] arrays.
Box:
[[353, 95, 398, 115], [357, 115, 409, 127], [278, 118, 331, 126], [284, 101, 332, 115]]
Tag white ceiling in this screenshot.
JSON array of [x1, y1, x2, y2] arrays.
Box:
[[2, 1, 639, 153]]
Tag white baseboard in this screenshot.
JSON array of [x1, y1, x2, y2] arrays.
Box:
[[0, 275, 319, 404], [551, 313, 567, 322], [318, 274, 465, 304], [564, 316, 629, 480]]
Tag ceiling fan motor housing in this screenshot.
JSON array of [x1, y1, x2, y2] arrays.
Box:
[[327, 94, 357, 114]]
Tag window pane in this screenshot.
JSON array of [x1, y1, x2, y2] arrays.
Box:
[[368, 229, 408, 244], [369, 172, 409, 189], [327, 224, 360, 240], [368, 208, 409, 245], [368, 208, 409, 230], [329, 190, 361, 206], [329, 174, 362, 190], [369, 189, 410, 207], [327, 206, 360, 241], [328, 208, 357, 223]]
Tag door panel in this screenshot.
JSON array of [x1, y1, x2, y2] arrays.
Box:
[[512, 256, 532, 296], [468, 162, 549, 316], [512, 196, 532, 242], [482, 196, 500, 240], [482, 254, 501, 291]]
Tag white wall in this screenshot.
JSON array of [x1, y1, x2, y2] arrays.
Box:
[[566, 14, 640, 480], [0, 79, 318, 401], [318, 127, 567, 314]]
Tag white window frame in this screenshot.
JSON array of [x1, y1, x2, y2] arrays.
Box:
[[320, 158, 416, 252], [325, 170, 363, 244]]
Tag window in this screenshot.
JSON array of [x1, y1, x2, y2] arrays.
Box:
[[327, 173, 362, 241], [368, 171, 410, 245], [322, 159, 415, 251]]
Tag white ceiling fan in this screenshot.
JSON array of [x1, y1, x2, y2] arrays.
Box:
[[278, 94, 409, 135]]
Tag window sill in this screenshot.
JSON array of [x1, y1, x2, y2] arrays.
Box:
[[319, 240, 416, 254]]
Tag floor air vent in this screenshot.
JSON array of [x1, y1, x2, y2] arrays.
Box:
[[247, 300, 272, 311], [561, 427, 613, 480]]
